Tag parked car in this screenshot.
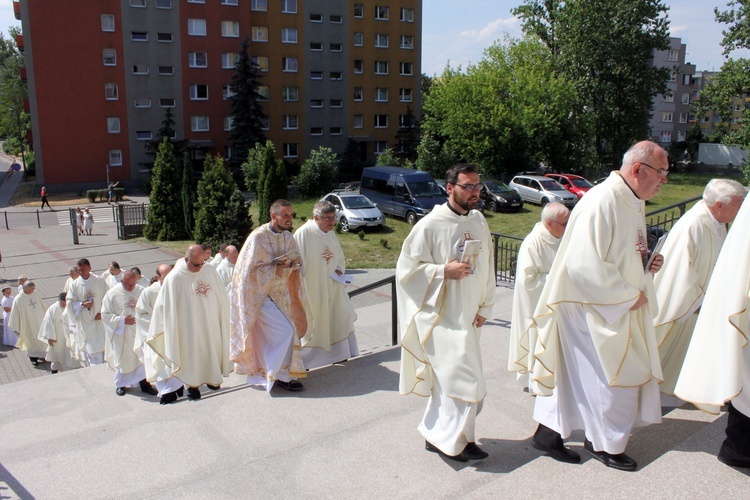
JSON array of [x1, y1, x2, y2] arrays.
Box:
[[321, 192, 385, 233], [480, 179, 524, 212], [508, 174, 577, 207], [544, 173, 594, 199], [360, 166, 446, 224]]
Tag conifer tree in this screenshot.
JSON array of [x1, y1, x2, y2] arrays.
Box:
[[144, 138, 188, 241], [193, 154, 239, 249], [255, 142, 275, 225], [224, 190, 253, 247], [181, 152, 196, 238]]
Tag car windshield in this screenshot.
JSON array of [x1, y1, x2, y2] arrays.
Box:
[[539, 180, 564, 190], [409, 181, 443, 197], [485, 181, 512, 193], [341, 195, 376, 209], [572, 178, 593, 188]]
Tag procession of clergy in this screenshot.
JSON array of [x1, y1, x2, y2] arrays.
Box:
[[4, 198, 358, 403]]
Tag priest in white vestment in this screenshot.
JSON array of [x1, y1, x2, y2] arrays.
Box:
[[39, 293, 77, 373], [508, 202, 569, 388], [653, 179, 745, 400], [210, 243, 229, 267], [294, 201, 358, 369], [147, 246, 231, 404], [398, 164, 494, 462], [131, 267, 151, 288], [530, 141, 668, 472], [105, 261, 123, 288], [102, 270, 158, 397], [230, 199, 311, 392], [674, 196, 750, 468], [216, 245, 238, 293], [63, 266, 79, 294], [8, 281, 47, 365], [2, 286, 17, 347], [66, 258, 109, 366]]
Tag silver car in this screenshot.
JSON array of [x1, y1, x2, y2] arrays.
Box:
[[322, 192, 386, 232], [508, 174, 577, 207]]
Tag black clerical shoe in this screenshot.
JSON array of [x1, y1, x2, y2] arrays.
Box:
[[276, 380, 304, 392], [30, 357, 39, 366], [160, 391, 178, 405], [583, 439, 637, 471], [187, 387, 202, 401], [139, 379, 158, 396], [425, 440, 468, 462], [718, 442, 750, 468], [531, 436, 581, 464], [50, 370, 59, 374], [206, 384, 221, 391], [176, 386, 185, 397], [115, 387, 127, 396], [461, 442, 489, 460]]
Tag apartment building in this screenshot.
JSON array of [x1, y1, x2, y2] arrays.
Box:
[[13, 0, 422, 187], [649, 37, 696, 146], [692, 70, 750, 139]]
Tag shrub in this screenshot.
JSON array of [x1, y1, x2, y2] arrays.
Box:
[[358, 230, 365, 240]]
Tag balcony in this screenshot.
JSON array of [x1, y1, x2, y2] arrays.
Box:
[[16, 33, 23, 52], [13, 0, 20, 20], [19, 66, 26, 82]]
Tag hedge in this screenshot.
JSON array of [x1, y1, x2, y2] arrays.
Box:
[[86, 187, 126, 203]]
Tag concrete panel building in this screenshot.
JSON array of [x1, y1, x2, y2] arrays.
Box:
[[649, 37, 696, 146]]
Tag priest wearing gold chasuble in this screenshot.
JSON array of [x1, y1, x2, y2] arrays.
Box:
[[397, 164, 495, 463], [9, 281, 48, 366]]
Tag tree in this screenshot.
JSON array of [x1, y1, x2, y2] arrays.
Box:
[[144, 138, 189, 241], [513, 0, 671, 169], [415, 134, 458, 180], [193, 154, 242, 249], [223, 190, 254, 247], [375, 147, 401, 167], [241, 140, 274, 193], [394, 105, 421, 163], [0, 28, 30, 173], [715, 0, 750, 54], [293, 146, 339, 198], [338, 139, 367, 183], [263, 158, 288, 209], [181, 152, 196, 238], [144, 108, 187, 160], [227, 36, 267, 181], [252, 141, 275, 224]]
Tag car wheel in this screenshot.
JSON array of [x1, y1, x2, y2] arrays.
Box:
[[541, 198, 550, 207], [340, 217, 350, 232], [488, 200, 498, 212], [406, 211, 417, 225]]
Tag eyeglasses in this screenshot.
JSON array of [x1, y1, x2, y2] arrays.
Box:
[[319, 216, 336, 222], [185, 258, 204, 268], [640, 162, 669, 178], [454, 183, 485, 192]]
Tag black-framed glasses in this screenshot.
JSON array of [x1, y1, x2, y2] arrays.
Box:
[[640, 162, 669, 178], [454, 183, 485, 192], [185, 258, 204, 268]]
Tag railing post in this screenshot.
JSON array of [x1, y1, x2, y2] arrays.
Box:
[[4, 211, 7, 230], [493, 234, 499, 285], [69, 207, 79, 244], [391, 279, 398, 346], [36, 210, 40, 228]]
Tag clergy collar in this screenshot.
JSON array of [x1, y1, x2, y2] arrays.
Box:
[[446, 200, 469, 217], [618, 173, 641, 200]]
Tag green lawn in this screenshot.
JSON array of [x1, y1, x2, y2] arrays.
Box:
[[139, 172, 732, 270]]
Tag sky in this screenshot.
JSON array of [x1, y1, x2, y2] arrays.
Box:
[[1, 0, 749, 75]]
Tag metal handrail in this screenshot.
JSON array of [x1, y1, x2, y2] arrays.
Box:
[[348, 275, 398, 346]]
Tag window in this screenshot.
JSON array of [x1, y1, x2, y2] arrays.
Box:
[[189, 52, 208, 68], [310, 42, 323, 51], [375, 88, 388, 102], [131, 31, 148, 42], [157, 32, 173, 42], [662, 111, 673, 122], [109, 150, 123, 166], [251, 0, 267, 11], [105, 83, 118, 100], [701, 116, 710, 123], [252, 56, 269, 71], [353, 32, 363, 46], [354, 114, 363, 128], [400, 35, 413, 49], [375, 34, 389, 48], [160, 98, 176, 108], [310, 71, 323, 80], [129, 0, 146, 7], [310, 99, 323, 108], [283, 57, 299, 72], [668, 70, 676, 82], [283, 143, 298, 158], [330, 127, 342, 135], [375, 61, 388, 74], [354, 60, 363, 74], [282, 28, 298, 43], [330, 43, 343, 52], [677, 131, 687, 142], [330, 14, 343, 23], [664, 93, 674, 102], [134, 98, 152, 108], [354, 4, 363, 17], [188, 19, 207, 36], [136, 131, 152, 141], [260, 116, 270, 130], [282, 0, 297, 13], [400, 88, 412, 102], [399, 114, 412, 128], [156, 0, 172, 7], [375, 6, 389, 20], [330, 99, 343, 108], [683, 74, 691, 85], [283, 115, 299, 130], [330, 72, 343, 80], [310, 127, 323, 136], [375, 114, 388, 128], [682, 93, 690, 105], [103, 49, 116, 66], [659, 131, 672, 143], [158, 66, 174, 75], [257, 86, 269, 100], [668, 49, 678, 61], [222, 0, 238, 5], [224, 116, 235, 131], [190, 84, 209, 100], [735, 104, 743, 111], [101, 14, 115, 32], [309, 13, 323, 22], [400, 8, 414, 22], [374, 141, 388, 154], [191, 116, 209, 132], [353, 87, 363, 101], [222, 53, 239, 69], [223, 85, 236, 100], [107, 117, 120, 134], [283, 86, 299, 101], [132, 64, 149, 75], [252, 26, 268, 42], [399, 62, 413, 75], [188, 0, 205, 3], [222, 21, 239, 37], [679, 112, 688, 123]]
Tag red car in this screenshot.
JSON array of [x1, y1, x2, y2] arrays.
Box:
[[544, 173, 594, 199]]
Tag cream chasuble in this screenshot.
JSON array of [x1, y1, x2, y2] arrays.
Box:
[[674, 196, 750, 414], [653, 200, 725, 395], [230, 223, 311, 380], [39, 301, 73, 365], [147, 259, 231, 387], [294, 219, 357, 366], [509, 221, 560, 375], [216, 260, 235, 293], [530, 172, 663, 395], [102, 283, 144, 375], [9, 292, 47, 356], [397, 203, 495, 404], [134, 281, 160, 367], [65, 274, 109, 355]]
